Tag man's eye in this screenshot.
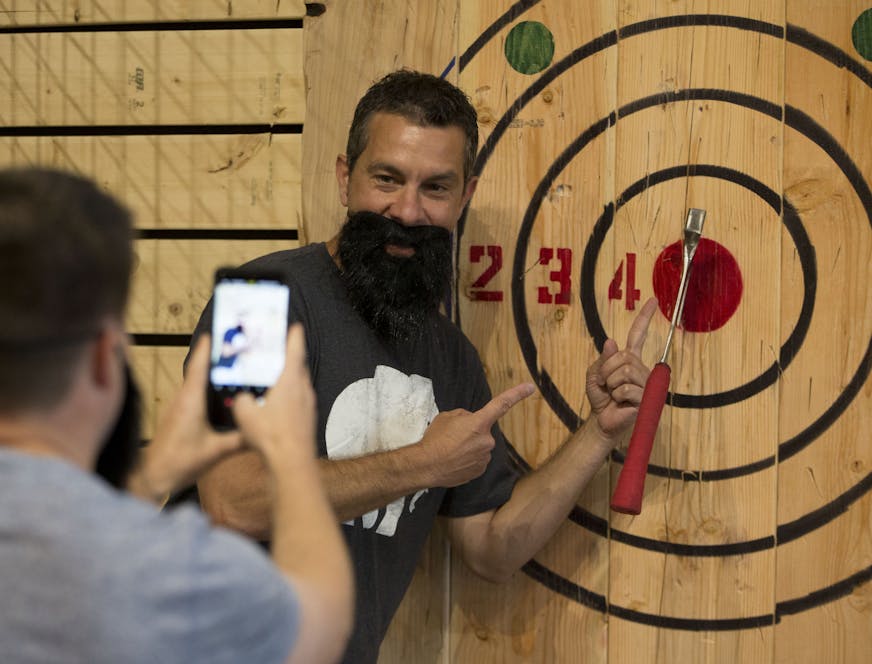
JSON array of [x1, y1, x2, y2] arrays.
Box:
[[375, 174, 396, 184]]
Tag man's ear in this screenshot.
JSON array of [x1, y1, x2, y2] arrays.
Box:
[[335, 154, 350, 207], [90, 325, 123, 390], [461, 175, 479, 209]]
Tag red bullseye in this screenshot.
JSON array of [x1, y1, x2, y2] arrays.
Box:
[[652, 238, 743, 332]]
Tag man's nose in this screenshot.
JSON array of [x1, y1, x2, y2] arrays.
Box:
[[388, 187, 426, 226]]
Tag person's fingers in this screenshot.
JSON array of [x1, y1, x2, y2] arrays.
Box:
[[208, 429, 245, 456], [589, 338, 619, 386], [172, 336, 212, 421], [182, 335, 211, 394], [626, 297, 659, 354], [231, 391, 259, 427], [473, 383, 535, 429], [274, 323, 308, 390], [606, 377, 647, 405]]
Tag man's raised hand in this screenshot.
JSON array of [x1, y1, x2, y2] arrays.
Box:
[[586, 297, 658, 440], [233, 324, 317, 464], [127, 335, 243, 502]]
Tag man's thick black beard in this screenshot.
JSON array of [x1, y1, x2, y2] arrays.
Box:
[[337, 211, 452, 343]]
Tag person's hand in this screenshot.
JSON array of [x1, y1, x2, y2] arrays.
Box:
[[232, 324, 317, 465], [127, 335, 243, 501], [418, 383, 534, 487], [585, 297, 658, 441]]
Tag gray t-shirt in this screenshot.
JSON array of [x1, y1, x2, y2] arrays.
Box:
[[192, 243, 519, 664], [0, 449, 299, 664]]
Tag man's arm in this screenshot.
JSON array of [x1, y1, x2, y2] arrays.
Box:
[[198, 382, 536, 533], [196, 445, 433, 538], [126, 338, 243, 504], [130, 331, 353, 664], [445, 298, 658, 582], [320, 384, 534, 521], [197, 451, 273, 540], [231, 325, 353, 664]]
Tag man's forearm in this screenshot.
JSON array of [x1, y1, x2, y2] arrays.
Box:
[[201, 443, 438, 537], [269, 452, 354, 664], [198, 451, 273, 540], [319, 443, 436, 522], [457, 419, 617, 581]]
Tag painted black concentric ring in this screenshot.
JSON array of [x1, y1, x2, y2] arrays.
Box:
[[579, 165, 814, 410], [512, 91, 870, 483]]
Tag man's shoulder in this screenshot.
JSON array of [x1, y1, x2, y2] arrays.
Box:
[[241, 242, 329, 273], [4, 458, 268, 575]]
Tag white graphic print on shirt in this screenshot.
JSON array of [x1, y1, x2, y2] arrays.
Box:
[[325, 365, 438, 537]]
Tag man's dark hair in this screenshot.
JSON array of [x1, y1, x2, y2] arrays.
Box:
[[346, 69, 479, 181], [0, 168, 133, 412]]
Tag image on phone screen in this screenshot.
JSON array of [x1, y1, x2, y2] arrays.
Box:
[[209, 277, 290, 392]]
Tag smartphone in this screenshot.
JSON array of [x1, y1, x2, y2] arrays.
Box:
[[206, 267, 291, 430]]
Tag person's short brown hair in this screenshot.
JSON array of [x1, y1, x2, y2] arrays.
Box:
[[345, 69, 479, 181], [0, 168, 133, 412]]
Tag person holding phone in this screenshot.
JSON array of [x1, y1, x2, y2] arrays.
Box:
[[191, 70, 656, 664], [0, 168, 353, 664], [206, 271, 292, 430]]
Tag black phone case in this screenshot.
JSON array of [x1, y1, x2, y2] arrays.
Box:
[[206, 266, 289, 430]]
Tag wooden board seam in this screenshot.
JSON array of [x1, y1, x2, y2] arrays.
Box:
[[0, 19, 303, 34], [0, 125, 304, 137]]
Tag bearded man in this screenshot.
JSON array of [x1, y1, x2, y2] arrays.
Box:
[[190, 69, 657, 664]]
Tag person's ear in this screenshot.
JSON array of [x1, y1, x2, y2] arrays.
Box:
[[336, 154, 351, 207], [460, 175, 478, 209], [92, 328, 115, 388], [90, 323, 125, 390]]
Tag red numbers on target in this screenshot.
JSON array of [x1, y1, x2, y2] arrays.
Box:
[[468, 245, 641, 310], [468, 244, 572, 304], [469, 245, 504, 301], [537, 247, 572, 304], [607, 253, 641, 310]]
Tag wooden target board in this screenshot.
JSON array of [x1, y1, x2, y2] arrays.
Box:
[[300, 1, 872, 662], [446, 1, 872, 663]]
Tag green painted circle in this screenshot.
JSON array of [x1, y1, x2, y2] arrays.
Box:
[[504, 21, 555, 75], [852, 8, 872, 61]]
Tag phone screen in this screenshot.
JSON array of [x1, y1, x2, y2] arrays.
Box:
[[207, 271, 290, 428]]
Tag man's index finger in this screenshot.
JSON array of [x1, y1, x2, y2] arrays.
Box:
[[474, 383, 536, 429]]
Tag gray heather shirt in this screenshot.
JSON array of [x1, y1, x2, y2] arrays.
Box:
[[0, 449, 299, 664]]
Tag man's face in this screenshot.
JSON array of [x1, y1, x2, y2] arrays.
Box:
[[333, 112, 478, 342], [336, 112, 477, 241]]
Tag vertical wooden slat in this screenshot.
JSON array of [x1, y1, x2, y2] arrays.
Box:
[[300, 0, 460, 245], [607, 1, 784, 662], [453, 1, 616, 662], [301, 3, 461, 662], [776, 2, 872, 662]]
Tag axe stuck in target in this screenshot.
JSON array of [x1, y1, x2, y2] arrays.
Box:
[[610, 208, 706, 515]]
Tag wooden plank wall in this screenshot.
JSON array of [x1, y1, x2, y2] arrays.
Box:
[[0, 0, 306, 437], [303, 1, 872, 663], [3, 1, 870, 663]]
